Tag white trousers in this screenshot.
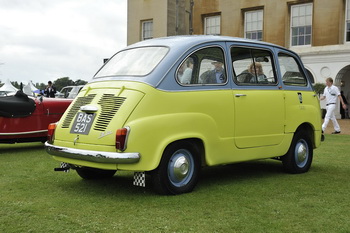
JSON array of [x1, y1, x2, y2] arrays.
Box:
[[322, 104, 340, 132]]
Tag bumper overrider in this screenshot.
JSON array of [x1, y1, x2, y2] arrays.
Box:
[[45, 141, 141, 164]]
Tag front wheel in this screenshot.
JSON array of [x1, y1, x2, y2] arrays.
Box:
[[75, 167, 116, 179], [151, 141, 201, 195], [282, 131, 313, 174]]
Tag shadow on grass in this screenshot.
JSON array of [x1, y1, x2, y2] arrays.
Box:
[[53, 171, 155, 197], [51, 159, 286, 197], [198, 159, 286, 186], [0, 143, 44, 155], [202, 159, 283, 180]]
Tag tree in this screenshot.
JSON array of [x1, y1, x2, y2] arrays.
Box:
[[53, 77, 74, 91], [36, 82, 46, 91], [74, 79, 88, 86]]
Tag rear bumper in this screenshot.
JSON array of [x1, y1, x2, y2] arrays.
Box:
[[45, 141, 140, 164]]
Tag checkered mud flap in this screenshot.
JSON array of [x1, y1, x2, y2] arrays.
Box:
[[60, 162, 70, 172], [133, 172, 146, 187]]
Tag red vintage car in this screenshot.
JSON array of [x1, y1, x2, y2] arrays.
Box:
[[0, 91, 72, 143]]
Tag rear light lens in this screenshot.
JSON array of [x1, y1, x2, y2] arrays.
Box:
[[47, 123, 57, 143], [116, 127, 130, 151]]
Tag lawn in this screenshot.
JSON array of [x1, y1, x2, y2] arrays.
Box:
[[1, 135, 349, 233]]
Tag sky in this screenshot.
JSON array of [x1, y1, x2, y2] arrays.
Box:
[[0, 0, 127, 85]]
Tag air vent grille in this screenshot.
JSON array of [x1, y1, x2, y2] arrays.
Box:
[[93, 94, 126, 131]]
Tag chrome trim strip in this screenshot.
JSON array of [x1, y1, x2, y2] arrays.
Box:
[[0, 129, 47, 136], [45, 141, 140, 164]]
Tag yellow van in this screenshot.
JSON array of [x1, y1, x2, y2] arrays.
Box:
[[46, 36, 322, 195]]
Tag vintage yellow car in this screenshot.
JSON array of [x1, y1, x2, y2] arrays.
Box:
[[46, 36, 322, 195]]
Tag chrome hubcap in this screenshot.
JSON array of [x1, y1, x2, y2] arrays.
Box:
[[295, 140, 308, 168], [173, 156, 189, 180], [168, 149, 194, 187]]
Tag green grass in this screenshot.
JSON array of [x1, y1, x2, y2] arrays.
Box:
[[1, 135, 349, 233]]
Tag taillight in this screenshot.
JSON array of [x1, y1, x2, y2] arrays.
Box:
[[116, 127, 130, 151], [47, 123, 57, 143]]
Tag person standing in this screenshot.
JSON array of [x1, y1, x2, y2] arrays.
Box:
[[44, 81, 57, 98], [340, 91, 348, 119], [320, 77, 347, 134]]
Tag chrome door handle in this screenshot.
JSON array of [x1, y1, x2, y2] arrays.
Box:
[[235, 94, 247, 97]]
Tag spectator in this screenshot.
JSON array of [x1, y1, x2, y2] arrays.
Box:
[[340, 91, 348, 119], [320, 77, 347, 134], [44, 81, 57, 98]]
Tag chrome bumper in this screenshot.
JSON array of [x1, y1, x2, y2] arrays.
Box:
[[45, 141, 140, 164]]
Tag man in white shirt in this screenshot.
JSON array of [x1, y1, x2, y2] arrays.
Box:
[[320, 77, 347, 134]]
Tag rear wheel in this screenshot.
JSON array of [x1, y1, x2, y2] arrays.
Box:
[[151, 141, 201, 195], [75, 167, 116, 179], [282, 130, 313, 174]]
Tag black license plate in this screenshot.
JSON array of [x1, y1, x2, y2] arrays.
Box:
[[70, 112, 96, 135]]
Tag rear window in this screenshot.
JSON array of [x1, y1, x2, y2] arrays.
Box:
[[94, 47, 169, 78]]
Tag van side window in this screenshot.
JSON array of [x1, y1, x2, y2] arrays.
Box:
[[176, 47, 226, 85], [231, 47, 277, 85], [278, 53, 307, 86]]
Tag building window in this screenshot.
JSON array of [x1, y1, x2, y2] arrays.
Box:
[[245, 10, 263, 41], [142, 20, 153, 40], [346, 0, 350, 42], [204, 15, 221, 35], [291, 3, 312, 46]]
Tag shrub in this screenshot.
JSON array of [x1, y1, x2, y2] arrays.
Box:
[[313, 83, 326, 95]]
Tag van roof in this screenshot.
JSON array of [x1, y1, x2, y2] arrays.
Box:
[[127, 35, 286, 51]]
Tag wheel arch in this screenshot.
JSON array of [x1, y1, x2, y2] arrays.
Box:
[[294, 122, 316, 148], [162, 138, 206, 167], [123, 112, 219, 171]]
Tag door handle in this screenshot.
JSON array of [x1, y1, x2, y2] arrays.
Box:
[[235, 94, 247, 97]]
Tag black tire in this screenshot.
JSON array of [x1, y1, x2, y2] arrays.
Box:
[[282, 130, 313, 174], [75, 167, 116, 180], [151, 141, 201, 195]]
